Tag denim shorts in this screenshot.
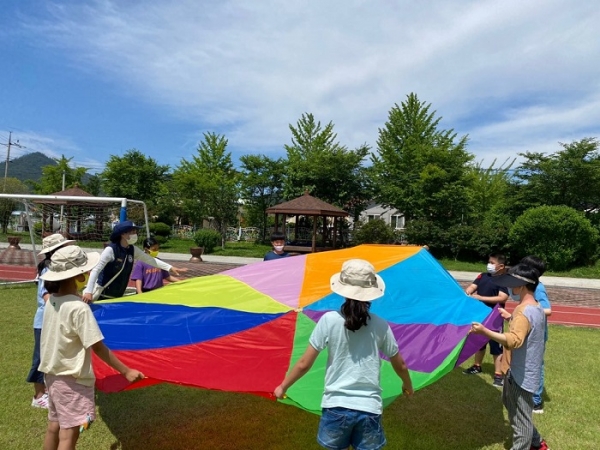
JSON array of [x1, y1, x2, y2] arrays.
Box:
[[317, 407, 386, 450], [26, 328, 45, 384]]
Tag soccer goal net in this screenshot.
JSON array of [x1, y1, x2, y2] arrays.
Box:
[[0, 194, 149, 284]]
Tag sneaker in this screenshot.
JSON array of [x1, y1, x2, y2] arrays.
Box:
[[533, 403, 544, 414], [493, 375, 504, 388], [463, 364, 482, 375], [31, 393, 49, 409], [530, 439, 549, 450]]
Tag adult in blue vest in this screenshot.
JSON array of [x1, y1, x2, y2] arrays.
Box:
[[82, 221, 185, 302]]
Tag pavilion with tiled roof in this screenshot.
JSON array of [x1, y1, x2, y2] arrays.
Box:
[[266, 191, 348, 253]]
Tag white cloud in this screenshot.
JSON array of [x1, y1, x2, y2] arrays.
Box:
[[17, 0, 600, 162]]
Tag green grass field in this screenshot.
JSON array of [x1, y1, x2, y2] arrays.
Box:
[[1, 285, 599, 449]]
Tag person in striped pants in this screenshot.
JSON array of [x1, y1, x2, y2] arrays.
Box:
[[471, 263, 549, 450]]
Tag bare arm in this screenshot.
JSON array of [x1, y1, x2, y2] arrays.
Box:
[[390, 352, 414, 395], [465, 283, 478, 295], [135, 279, 143, 295], [471, 312, 530, 349], [471, 324, 509, 346], [274, 345, 320, 399], [165, 276, 181, 283], [91, 341, 144, 383], [470, 291, 509, 304]]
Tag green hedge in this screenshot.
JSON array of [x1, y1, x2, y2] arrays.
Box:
[[509, 205, 599, 271]]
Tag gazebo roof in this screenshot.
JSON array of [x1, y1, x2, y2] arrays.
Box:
[[51, 186, 95, 197], [266, 192, 348, 217], [34, 185, 98, 206]]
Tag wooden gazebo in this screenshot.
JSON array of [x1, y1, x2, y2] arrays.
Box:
[[266, 192, 349, 253], [35, 186, 107, 240]]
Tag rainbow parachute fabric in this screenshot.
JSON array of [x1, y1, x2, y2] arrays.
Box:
[[92, 245, 498, 414]]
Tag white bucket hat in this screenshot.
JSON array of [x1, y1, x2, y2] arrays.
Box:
[[38, 234, 76, 256], [40, 246, 100, 282], [330, 259, 385, 302]]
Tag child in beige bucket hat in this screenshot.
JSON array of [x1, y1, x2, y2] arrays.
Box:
[[38, 245, 144, 449], [275, 258, 413, 450], [28, 234, 76, 410]]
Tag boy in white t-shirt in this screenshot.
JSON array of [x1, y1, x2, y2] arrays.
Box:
[[39, 246, 144, 450]]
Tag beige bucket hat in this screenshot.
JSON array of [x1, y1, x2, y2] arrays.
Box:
[[330, 259, 385, 302], [40, 246, 100, 281], [38, 234, 76, 256]]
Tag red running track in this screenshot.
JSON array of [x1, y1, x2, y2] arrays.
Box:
[[505, 303, 600, 328], [2, 263, 600, 328]]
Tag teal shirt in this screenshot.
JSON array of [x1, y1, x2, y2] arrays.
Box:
[[309, 311, 399, 415]]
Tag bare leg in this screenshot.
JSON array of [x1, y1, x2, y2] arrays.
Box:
[[57, 426, 80, 450], [34, 382, 46, 398], [493, 354, 503, 374], [43, 421, 60, 450], [474, 349, 485, 366]]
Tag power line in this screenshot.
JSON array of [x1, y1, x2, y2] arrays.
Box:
[[1, 132, 25, 192]]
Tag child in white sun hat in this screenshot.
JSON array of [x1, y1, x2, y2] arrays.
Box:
[[38, 245, 144, 450], [27, 233, 76, 409], [274, 259, 413, 450]]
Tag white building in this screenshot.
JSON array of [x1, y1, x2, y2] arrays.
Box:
[[358, 202, 405, 230]]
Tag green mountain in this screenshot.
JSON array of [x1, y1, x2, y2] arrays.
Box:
[[0, 152, 57, 183]]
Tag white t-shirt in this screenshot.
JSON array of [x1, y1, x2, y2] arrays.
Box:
[[309, 310, 399, 415], [39, 294, 104, 387]]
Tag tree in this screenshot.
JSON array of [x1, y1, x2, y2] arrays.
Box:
[[514, 138, 600, 214], [28, 156, 88, 194], [0, 177, 29, 233], [239, 154, 285, 241], [466, 158, 515, 258], [173, 133, 239, 247], [101, 149, 170, 210], [371, 94, 474, 251], [283, 113, 372, 220]]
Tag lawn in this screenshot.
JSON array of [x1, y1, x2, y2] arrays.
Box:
[[1, 285, 599, 449]]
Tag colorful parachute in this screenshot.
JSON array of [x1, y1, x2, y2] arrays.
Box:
[[91, 245, 498, 414]]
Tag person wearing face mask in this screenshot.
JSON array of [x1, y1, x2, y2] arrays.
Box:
[[27, 234, 76, 410], [463, 253, 510, 387], [38, 245, 145, 450], [471, 264, 549, 450], [131, 237, 182, 293], [518, 256, 551, 414], [82, 221, 185, 303], [263, 231, 290, 261]]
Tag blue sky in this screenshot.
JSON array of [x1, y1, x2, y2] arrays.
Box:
[[1, 0, 599, 174]]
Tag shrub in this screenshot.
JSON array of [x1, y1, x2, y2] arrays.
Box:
[[193, 229, 221, 254], [352, 219, 395, 245], [33, 222, 43, 236], [509, 205, 599, 271], [149, 222, 171, 244]]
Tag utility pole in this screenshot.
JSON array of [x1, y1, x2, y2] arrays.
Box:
[[1, 132, 25, 192]]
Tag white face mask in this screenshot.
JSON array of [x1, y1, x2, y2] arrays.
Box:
[[274, 245, 285, 252], [486, 263, 497, 274], [127, 234, 138, 245]]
